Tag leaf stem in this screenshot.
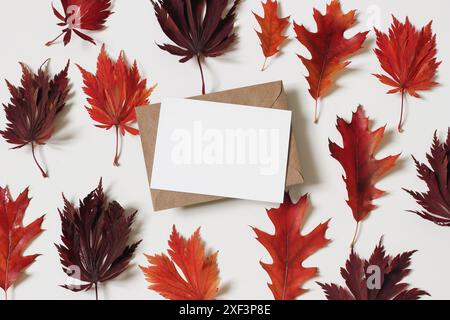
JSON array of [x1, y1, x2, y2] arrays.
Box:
[[95, 282, 99, 301], [314, 99, 319, 124], [45, 31, 65, 47], [261, 57, 268, 71], [4, 289, 7, 301], [398, 90, 405, 133], [350, 222, 360, 249], [31, 143, 48, 178], [113, 126, 120, 167], [197, 55, 206, 95]]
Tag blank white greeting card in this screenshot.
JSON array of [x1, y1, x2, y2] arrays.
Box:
[[150, 98, 292, 204]]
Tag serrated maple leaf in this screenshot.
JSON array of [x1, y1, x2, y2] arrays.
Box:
[[253, 193, 330, 300], [318, 239, 429, 300], [56, 179, 141, 300], [404, 130, 450, 226], [77, 45, 156, 166], [374, 16, 441, 132], [329, 106, 400, 247], [46, 0, 113, 46], [253, 0, 289, 71], [294, 0, 368, 123], [151, 0, 240, 94], [140, 225, 220, 300], [0, 60, 70, 178], [0, 186, 44, 300]]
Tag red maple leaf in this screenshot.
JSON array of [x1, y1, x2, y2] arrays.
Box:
[[1, 60, 70, 178], [253, 193, 330, 300], [329, 106, 400, 247], [374, 16, 441, 132], [77, 45, 156, 166], [0, 187, 44, 300], [294, 0, 368, 123], [405, 130, 450, 226], [253, 0, 290, 71], [151, 0, 240, 94], [140, 226, 220, 300], [318, 239, 429, 300], [46, 0, 113, 46]]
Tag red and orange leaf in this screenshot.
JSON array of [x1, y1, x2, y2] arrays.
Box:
[[329, 106, 399, 247], [253, 0, 289, 71], [140, 226, 220, 300], [294, 0, 368, 123], [77, 45, 156, 166], [374, 16, 441, 132], [0, 187, 44, 300], [253, 193, 330, 300], [46, 0, 113, 46]]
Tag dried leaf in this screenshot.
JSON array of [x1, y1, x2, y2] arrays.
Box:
[[0, 186, 44, 300], [46, 0, 113, 46], [374, 16, 441, 132], [77, 45, 156, 166], [140, 225, 220, 300], [151, 0, 240, 94], [0, 60, 70, 178], [253, 0, 289, 71], [318, 239, 429, 300], [294, 0, 368, 123], [253, 193, 330, 300], [405, 130, 450, 226], [329, 106, 400, 247], [56, 179, 141, 300]]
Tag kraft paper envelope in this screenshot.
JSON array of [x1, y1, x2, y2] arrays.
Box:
[[136, 81, 303, 211]]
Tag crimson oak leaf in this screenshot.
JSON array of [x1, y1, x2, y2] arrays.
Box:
[[56, 179, 141, 300], [151, 0, 241, 94], [318, 239, 429, 300], [1, 60, 70, 178]]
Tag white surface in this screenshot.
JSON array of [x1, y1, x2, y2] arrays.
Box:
[[151, 98, 291, 203], [0, 0, 449, 300]]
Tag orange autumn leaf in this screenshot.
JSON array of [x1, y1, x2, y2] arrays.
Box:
[[294, 0, 368, 123], [329, 106, 400, 247], [374, 16, 441, 132], [253, 0, 290, 71], [0, 187, 44, 300], [253, 193, 330, 300], [140, 226, 220, 300], [77, 44, 156, 166]]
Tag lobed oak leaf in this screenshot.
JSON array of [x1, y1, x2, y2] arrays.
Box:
[[253, 0, 290, 71], [77, 45, 156, 166], [56, 179, 141, 300], [0, 186, 44, 300], [329, 106, 400, 247], [0, 60, 70, 178], [151, 0, 240, 94], [374, 16, 441, 132], [404, 130, 450, 226], [46, 0, 113, 46], [294, 0, 368, 123], [140, 225, 220, 300], [253, 193, 330, 300], [318, 239, 429, 300]]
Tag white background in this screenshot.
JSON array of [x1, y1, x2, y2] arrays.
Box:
[[0, 0, 449, 300]]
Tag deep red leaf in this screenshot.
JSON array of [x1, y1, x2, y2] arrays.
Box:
[[329, 106, 400, 247]]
